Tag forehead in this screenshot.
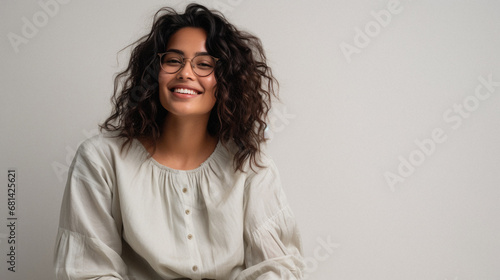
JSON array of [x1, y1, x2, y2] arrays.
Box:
[[166, 27, 207, 53]]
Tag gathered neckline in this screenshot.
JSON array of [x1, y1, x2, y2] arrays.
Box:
[[132, 138, 223, 174]]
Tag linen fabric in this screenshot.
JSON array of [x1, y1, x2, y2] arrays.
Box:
[[54, 133, 304, 280]]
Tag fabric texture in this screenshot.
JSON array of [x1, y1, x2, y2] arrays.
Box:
[[54, 132, 304, 280]]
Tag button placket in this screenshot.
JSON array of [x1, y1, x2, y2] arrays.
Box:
[[184, 209, 199, 275], [178, 172, 202, 277], [181, 179, 194, 242]]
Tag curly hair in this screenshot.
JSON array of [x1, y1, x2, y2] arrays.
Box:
[[99, 3, 277, 172]]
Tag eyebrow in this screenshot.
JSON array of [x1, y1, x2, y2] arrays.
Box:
[[165, 49, 210, 56]]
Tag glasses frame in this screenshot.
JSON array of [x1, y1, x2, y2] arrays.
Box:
[[158, 51, 219, 77]]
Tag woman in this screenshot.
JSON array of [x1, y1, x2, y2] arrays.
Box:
[[54, 4, 304, 280]]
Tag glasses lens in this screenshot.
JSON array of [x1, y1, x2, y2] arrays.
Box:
[[160, 53, 183, 73], [160, 53, 216, 76], [192, 55, 216, 77]]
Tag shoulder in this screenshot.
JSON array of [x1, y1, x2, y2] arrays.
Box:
[[242, 150, 285, 211], [243, 151, 279, 183], [74, 131, 138, 167], [68, 131, 143, 188], [79, 130, 124, 150], [218, 141, 278, 177]]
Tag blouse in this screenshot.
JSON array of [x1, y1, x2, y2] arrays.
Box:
[[53, 132, 304, 280]]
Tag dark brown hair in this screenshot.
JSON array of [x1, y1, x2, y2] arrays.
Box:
[[99, 3, 277, 171]]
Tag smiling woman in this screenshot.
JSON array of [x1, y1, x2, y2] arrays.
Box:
[[157, 28, 218, 131], [53, 3, 304, 280]]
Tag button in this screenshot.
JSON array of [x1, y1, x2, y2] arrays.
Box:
[[187, 234, 193, 240], [192, 265, 198, 271], [182, 187, 188, 193], [185, 209, 190, 215]]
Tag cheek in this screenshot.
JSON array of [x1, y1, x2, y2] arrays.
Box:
[[207, 80, 217, 105], [157, 75, 170, 109], [203, 76, 217, 95], [158, 73, 172, 92], [158, 73, 170, 88]]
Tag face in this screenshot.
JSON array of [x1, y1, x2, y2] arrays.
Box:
[[158, 27, 217, 119]]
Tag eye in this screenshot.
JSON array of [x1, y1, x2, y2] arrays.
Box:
[[197, 62, 214, 69], [162, 54, 183, 65], [164, 58, 182, 65], [194, 56, 215, 69]]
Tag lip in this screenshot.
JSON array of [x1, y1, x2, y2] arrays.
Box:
[[169, 86, 202, 99], [171, 91, 198, 99]]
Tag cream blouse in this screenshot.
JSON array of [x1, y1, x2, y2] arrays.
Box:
[[54, 133, 304, 280]]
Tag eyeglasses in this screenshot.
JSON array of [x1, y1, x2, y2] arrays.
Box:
[[158, 51, 219, 77]]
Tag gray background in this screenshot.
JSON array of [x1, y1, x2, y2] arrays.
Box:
[[1, 0, 499, 279]]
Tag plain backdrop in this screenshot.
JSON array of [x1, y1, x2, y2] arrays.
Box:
[[1, 0, 500, 279]]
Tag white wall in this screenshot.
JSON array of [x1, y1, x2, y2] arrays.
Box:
[[1, 0, 499, 279]]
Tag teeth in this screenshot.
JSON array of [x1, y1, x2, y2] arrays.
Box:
[[174, 88, 197, 95]]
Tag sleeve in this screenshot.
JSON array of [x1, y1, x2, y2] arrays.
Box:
[[237, 159, 305, 280], [53, 139, 129, 280]]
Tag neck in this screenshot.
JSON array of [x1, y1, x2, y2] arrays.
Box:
[[148, 114, 218, 170]]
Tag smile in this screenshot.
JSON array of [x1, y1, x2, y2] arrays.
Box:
[[171, 88, 201, 95]]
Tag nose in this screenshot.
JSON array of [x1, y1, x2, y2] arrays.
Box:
[[176, 59, 195, 80]]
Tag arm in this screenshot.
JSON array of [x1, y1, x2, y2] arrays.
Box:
[[237, 159, 305, 280], [54, 139, 128, 280]]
